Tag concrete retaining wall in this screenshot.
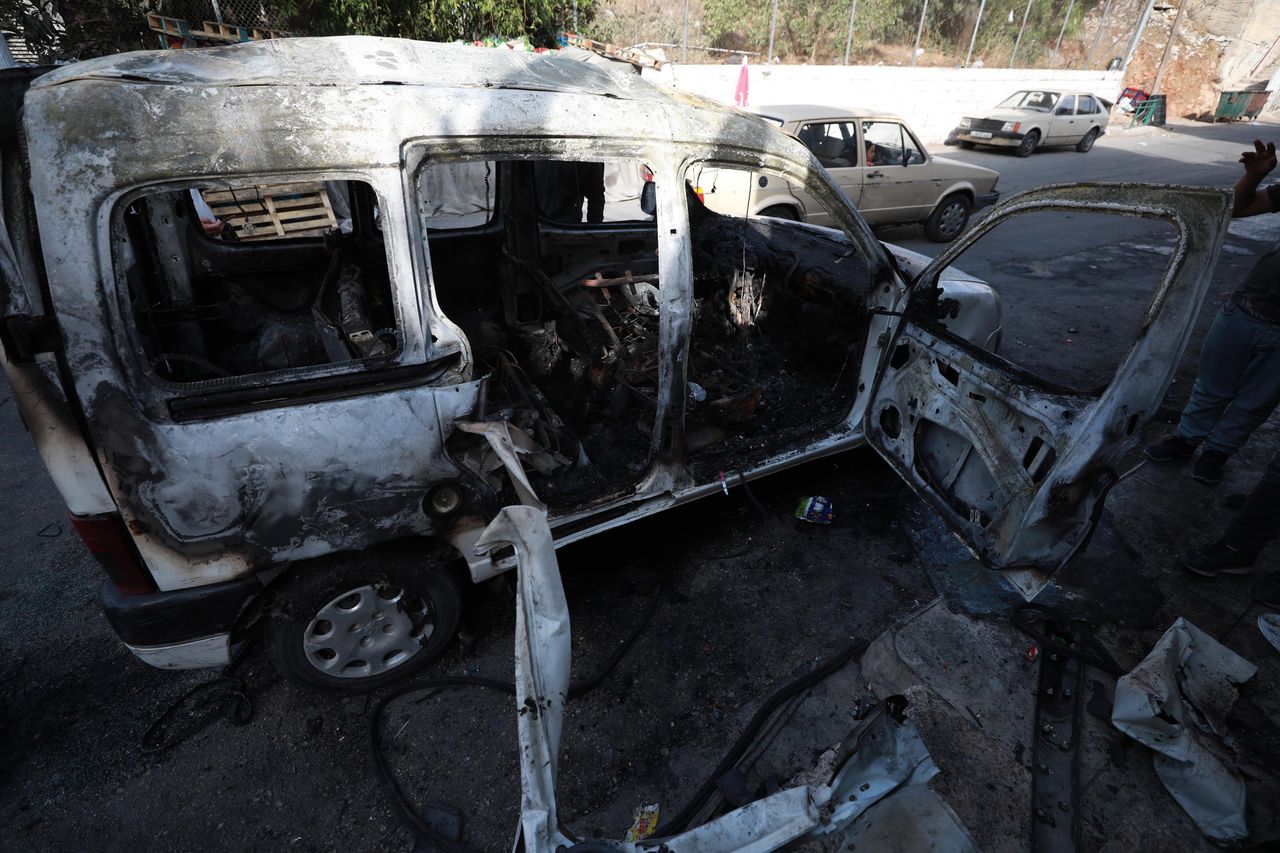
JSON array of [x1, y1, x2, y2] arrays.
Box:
[[652, 64, 1125, 144]]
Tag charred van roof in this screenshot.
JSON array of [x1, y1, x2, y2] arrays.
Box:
[[34, 36, 682, 104]]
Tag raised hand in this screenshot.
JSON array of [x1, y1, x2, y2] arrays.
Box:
[[1240, 139, 1277, 176]]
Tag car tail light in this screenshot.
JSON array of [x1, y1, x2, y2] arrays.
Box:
[[692, 185, 706, 203], [640, 164, 654, 182], [70, 512, 156, 595]]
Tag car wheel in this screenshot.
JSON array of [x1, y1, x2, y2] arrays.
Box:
[[1015, 130, 1040, 158], [958, 140, 977, 150], [758, 204, 800, 221], [266, 553, 462, 691], [924, 194, 972, 242], [1076, 128, 1100, 153]]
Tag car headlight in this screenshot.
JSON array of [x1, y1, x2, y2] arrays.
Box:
[[1002, 121, 1021, 133], [958, 117, 971, 128]]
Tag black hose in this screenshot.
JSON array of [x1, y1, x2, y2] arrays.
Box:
[[141, 638, 259, 753], [652, 638, 868, 837], [368, 586, 663, 851]]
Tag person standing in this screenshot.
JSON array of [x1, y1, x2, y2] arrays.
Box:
[[1144, 139, 1280, 483], [1181, 450, 1280, 580]]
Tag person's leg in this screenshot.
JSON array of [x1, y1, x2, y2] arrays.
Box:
[[1224, 450, 1280, 555], [1181, 450, 1280, 576], [1177, 304, 1261, 442], [1200, 319, 1280, 455]]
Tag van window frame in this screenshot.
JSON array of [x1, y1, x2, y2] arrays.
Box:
[[107, 170, 440, 414]]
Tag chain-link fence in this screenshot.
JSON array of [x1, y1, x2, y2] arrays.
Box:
[[591, 0, 1153, 70], [165, 0, 289, 30]]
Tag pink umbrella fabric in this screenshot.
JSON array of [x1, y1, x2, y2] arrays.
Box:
[[734, 55, 749, 107]]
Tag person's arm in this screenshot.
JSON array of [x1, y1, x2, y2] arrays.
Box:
[[1233, 139, 1277, 218]]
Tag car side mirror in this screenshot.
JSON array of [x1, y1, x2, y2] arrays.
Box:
[[902, 149, 913, 166], [640, 182, 656, 217], [1056, 107, 1071, 115]]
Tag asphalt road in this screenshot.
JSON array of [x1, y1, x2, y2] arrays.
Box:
[[881, 120, 1280, 392], [2, 118, 1279, 852]]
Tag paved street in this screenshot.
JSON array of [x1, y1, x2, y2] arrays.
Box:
[[2, 118, 1279, 852]]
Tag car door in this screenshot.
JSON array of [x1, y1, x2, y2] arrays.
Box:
[[858, 120, 935, 224], [1050, 95, 1078, 143], [862, 183, 1230, 598], [793, 121, 861, 224]]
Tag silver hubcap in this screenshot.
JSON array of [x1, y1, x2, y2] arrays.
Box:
[[939, 202, 966, 236], [303, 584, 433, 679]]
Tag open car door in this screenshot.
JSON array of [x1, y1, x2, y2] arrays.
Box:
[[864, 183, 1230, 598]]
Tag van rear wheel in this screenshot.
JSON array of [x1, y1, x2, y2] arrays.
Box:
[[266, 552, 461, 691]]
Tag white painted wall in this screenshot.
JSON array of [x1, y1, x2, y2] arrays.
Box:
[[649, 64, 1125, 144]]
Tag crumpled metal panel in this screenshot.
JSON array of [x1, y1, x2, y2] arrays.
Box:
[[1112, 617, 1257, 843], [476, 505, 572, 852]]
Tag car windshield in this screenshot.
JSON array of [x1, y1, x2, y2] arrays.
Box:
[[996, 91, 1060, 111]]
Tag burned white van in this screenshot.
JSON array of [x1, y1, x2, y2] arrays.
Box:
[[0, 38, 1226, 689]]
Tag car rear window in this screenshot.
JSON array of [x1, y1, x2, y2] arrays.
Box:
[[1077, 96, 1098, 114]]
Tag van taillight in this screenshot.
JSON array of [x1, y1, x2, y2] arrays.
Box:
[[70, 513, 156, 595]]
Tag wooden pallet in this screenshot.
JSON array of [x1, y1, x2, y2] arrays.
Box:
[[147, 14, 293, 45], [201, 183, 337, 241]]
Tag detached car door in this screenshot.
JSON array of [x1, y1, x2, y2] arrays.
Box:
[[863, 183, 1229, 598]]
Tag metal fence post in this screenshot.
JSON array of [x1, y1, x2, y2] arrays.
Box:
[[1051, 0, 1076, 67], [1009, 0, 1034, 67], [573, 0, 579, 33], [965, 0, 987, 67], [911, 0, 930, 67], [1086, 0, 1114, 67], [844, 0, 859, 65], [1121, 0, 1155, 76], [210, 0, 224, 24], [682, 0, 688, 62], [1151, 0, 1187, 94], [767, 0, 779, 61]]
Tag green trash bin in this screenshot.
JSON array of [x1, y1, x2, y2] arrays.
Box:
[[1216, 91, 1254, 120]]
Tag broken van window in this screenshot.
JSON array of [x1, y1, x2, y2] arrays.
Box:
[[419, 161, 496, 230], [115, 178, 398, 384], [681, 162, 873, 476], [420, 158, 663, 508], [936, 209, 1179, 392], [534, 161, 652, 224]]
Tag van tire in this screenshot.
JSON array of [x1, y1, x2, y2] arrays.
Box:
[[924, 194, 972, 242], [266, 551, 461, 691], [758, 205, 800, 221], [1015, 130, 1040, 158]]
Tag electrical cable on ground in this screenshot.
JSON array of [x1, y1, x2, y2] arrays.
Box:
[[141, 638, 259, 752], [370, 583, 866, 850]]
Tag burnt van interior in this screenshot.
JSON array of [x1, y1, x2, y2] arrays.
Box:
[[423, 159, 876, 508]]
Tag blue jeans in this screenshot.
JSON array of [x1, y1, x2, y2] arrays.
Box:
[[1178, 303, 1280, 455], [1225, 450, 1280, 554]]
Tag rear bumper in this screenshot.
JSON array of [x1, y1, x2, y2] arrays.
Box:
[[100, 574, 261, 653], [975, 191, 1000, 209], [126, 634, 232, 669]]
